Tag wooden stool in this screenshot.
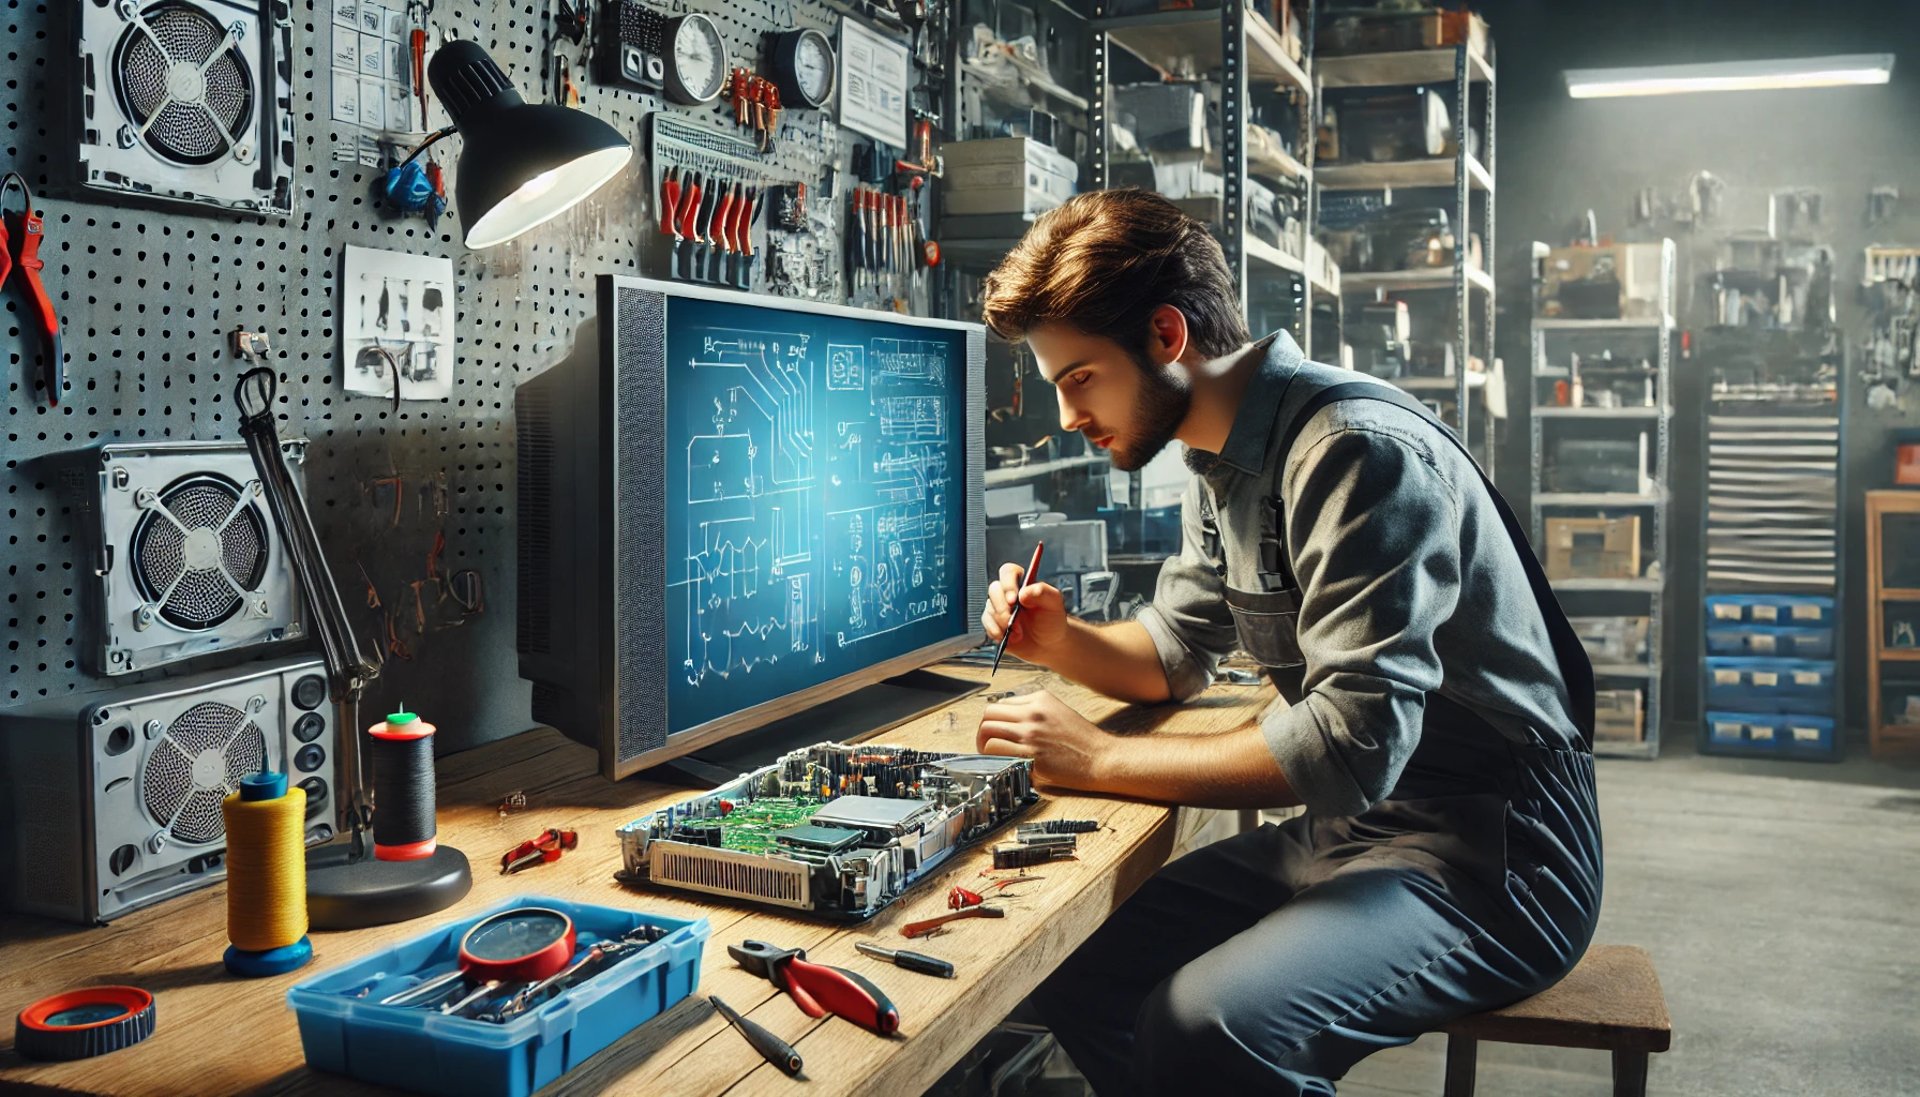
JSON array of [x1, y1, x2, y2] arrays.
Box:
[[1440, 945, 1672, 1097]]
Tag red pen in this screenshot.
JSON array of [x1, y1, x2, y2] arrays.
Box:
[[991, 540, 1044, 677]]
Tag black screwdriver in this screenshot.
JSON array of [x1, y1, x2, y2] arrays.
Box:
[[855, 941, 955, 978], [710, 995, 803, 1077]]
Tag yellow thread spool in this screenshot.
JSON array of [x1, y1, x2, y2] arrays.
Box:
[[221, 772, 313, 976]]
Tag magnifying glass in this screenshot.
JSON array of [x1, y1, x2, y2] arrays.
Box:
[[379, 907, 578, 1012]]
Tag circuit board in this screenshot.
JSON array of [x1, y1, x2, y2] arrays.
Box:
[[616, 742, 1036, 920]]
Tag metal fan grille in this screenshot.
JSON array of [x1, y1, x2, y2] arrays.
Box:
[[114, 1, 255, 166], [131, 475, 270, 631], [141, 701, 269, 845]]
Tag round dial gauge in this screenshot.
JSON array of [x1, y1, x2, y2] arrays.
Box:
[[664, 13, 728, 105], [771, 28, 836, 111]]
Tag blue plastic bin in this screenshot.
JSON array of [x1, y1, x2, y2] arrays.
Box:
[[1704, 658, 1836, 716], [287, 896, 708, 1097], [1704, 625, 1835, 659], [1704, 594, 1834, 627], [1706, 711, 1835, 756]]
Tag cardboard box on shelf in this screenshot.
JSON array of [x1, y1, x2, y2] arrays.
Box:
[[942, 138, 1079, 218], [1316, 10, 1487, 56], [1571, 616, 1651, 664], [1595, 689, 1646, 743], [1540, 244, 1667, 319], [1545, 515, 1642, 580]]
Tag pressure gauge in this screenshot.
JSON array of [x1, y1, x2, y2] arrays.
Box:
[[769, 28, 836, 111], [664, 12, 729, 105]]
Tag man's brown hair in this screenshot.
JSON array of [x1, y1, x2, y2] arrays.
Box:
[[979, 188, 1250, 363]]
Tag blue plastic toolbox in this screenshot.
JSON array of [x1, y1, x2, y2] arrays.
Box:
[[1704, 594, 1835, 627], [287, 896, 708, 1097], [1706, 711, 1836, 756], [1704, 624, 1836, 659], [1704, 658, 1836, 716]]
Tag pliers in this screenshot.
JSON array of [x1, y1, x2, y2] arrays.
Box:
[[728, 939, 900, 1036], [0, 173, 61, 407]]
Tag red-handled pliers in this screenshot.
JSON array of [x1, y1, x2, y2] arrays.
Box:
[[0, 173, 61, 408], [728, 939, 900, 1036]]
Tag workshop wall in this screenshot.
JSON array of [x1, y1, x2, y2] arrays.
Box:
[[1480, 0, 1920, 733], [1, 0, 908, 755]]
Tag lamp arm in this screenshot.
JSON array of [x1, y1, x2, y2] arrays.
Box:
[[235, 367, 380, 845]]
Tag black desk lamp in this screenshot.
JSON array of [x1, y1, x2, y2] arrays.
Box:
[[407, 40, 634, 248], [230, 46, 632, 928]]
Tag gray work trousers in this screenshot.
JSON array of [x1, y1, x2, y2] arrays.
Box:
[[1032, 744, 1601, 1097]]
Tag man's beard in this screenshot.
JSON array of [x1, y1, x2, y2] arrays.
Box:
[[1092, 357, 1190, 472]]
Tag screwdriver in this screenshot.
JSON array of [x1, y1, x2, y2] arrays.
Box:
[[855, 941, 954, 978], [711, 995, 803, 1077]]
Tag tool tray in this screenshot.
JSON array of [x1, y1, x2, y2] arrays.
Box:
[[287, 896, 709, 1097]]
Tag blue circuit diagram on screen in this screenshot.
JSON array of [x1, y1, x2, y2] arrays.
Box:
[[664, 296, 968, 736]]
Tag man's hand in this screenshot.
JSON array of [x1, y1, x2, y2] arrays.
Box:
[[976, 689, 1108, 792], [981, 562, 1069, 666]]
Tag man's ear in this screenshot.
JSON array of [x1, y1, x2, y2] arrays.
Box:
[[1145, 304, 1190, 366]]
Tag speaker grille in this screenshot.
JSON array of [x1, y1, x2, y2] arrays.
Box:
[[517, 384, 554, 654], [613, 287, 668, 766], [652, 843, 811, 908], [130, 473, 269, 631], [141, 700, 267, 845], [112, 1, 255, 166]]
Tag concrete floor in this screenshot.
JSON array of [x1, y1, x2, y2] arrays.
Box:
[[1338, 730, 1920, 1096]]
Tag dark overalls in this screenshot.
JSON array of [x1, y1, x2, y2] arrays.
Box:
[[1033, 380, 1604, 1097]]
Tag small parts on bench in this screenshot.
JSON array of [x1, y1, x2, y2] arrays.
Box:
[[992, 841, 1076, 870], [14, 986, 156, 1061], [901, 905, 1005, 939], [729, 939, 901, 1036], [500, 827, 579, 875], [497, 790, 528, 818], [1019, 819, 1099, 836], [948, 877, 1041, 909], [711, 994, 804, 1077], [854, 941, 956, 979]]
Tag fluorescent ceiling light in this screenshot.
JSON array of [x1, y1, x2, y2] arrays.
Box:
[[1566, 54, 1893, 98]]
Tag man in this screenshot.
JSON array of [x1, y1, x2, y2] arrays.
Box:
[[973, 189, 1602, 1097]]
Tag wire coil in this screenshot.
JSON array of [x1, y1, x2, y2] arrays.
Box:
[[371, 710, 438, 860], [221, 773, 312, 977]]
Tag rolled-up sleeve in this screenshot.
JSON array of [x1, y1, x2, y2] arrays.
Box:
[[1135, 477, 1241, 701], [1262, 427, 1462, 816]]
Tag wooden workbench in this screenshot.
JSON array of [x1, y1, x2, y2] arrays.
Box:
[[0, 666, 1270, 1097]]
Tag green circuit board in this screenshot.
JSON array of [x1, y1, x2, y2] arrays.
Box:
[[710, 797, 827, 855]]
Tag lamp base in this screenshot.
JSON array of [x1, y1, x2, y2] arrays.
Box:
[[306, 841, 472, 930]]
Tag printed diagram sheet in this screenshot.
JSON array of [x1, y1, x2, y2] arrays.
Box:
[[664, 297, 965, 734]]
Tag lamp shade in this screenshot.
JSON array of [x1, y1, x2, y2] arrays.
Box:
[[427, 41, 633, 249]]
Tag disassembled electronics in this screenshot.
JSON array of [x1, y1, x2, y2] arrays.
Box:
[[72, 0, 296, 216], [617, 742, 1038, 920]]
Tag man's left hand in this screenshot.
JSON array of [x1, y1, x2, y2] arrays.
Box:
[[977, 689, 1109, 792]]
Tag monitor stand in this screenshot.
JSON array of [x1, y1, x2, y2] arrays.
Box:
[[643, 667, 985, 787]]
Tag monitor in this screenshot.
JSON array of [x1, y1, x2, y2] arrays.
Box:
[[517, 277, 987, 779]]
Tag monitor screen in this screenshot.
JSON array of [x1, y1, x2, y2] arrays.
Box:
[[659, 292, 975, 737]]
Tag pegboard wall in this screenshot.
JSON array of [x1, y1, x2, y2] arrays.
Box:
[[2, 0, 950, 755]]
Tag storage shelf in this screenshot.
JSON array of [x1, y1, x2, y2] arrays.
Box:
[[1534, 492, 1663, 507], [983, 454, 1110, 486], [1317, 44, 1494, 89], [1882, 649, 1920, 662], [1533, 406, 1666, 419], [1533, 316, 1676, 331], [1393, 372, 1487, 393], [1593, 738, 1657, 760], [1246, 236, 1306, 277], [1592, 663, 1655, 678], [1342, 265, 1494, 294], [1094, 9, 1311, 93], [1316, 155, 1492, 194], [1552, 577, 1664, 592], [1880, 588, 1920, 601]]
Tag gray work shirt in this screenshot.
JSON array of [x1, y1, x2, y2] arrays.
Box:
[[1136, 332, 1583, 818]]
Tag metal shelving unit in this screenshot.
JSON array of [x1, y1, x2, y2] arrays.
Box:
[[1529, 239, 1677, 759], [1317, 35, 1496, 471], [1088, 0, 1326, 351]]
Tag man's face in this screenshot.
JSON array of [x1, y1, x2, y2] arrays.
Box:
[[1027, 322, 1190, 472]]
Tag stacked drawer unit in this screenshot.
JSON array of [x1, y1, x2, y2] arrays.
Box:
[[1704, 594, 1838, 758]]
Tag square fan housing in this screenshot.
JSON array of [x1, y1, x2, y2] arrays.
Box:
[[76, 0, 296, 216], [56, 440, 307, 675], [0, 656, 337, 924]]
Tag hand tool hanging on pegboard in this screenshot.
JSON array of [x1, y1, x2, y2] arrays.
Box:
[[0, 172, 62, 408]]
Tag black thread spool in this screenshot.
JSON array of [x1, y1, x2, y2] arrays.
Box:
[[369, 708, 438, 861]]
